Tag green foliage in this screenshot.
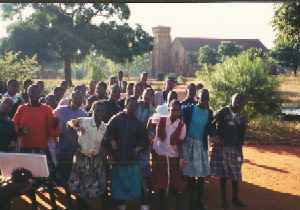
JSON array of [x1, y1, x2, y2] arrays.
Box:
[[164, 73, 178, 82], [177, 75, 187, 84], [73, 52, 152, 81], [123, 53, 152, 76], [270, 40, 300, 75], [73, 53, 118, 81], [273, 1, 300, 45], [197, 51, 280, 118], [0, 51, 39, 82], [0, 3, 153, 83], [244, 47, 266, 60], [197, 45, 218, 66], [272, 1, 300, 76], [156, 73, 165, 81], [218, 41, 243, 62]]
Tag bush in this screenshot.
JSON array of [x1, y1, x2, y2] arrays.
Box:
[[85, 54, 118, 81], [177, 75, 187, 84], [0, 51, 39, 82], [165, 73, 178, 81], [156, 73, 165, 81], [197, 51, 281, 118]]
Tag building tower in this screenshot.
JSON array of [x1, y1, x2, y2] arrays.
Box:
[[151, 26, 172, 77]]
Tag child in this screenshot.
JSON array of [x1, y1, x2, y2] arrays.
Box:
[[152, 100, 187, 210]]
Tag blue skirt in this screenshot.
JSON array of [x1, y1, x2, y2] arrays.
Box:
[[111, 163, 142, 201], [183, 137, 210, 177]]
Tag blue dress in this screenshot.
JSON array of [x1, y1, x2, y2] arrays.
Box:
[[135, 103, 155, 177], [183, 106, 210, 177]]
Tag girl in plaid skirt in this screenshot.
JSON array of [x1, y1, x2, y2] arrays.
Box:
[[210, 93, 248, 209]]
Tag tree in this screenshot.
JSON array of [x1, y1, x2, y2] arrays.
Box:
[[79, 52, 119, 81], [123, 52, 152, 76], [245, 47, 266, 60], [0, 51, 39, 82], [197, 45, 218, 67], [1, 3, 153, 85], [218, 41, 242, 62], [270, 41, 300, 76], [272, 1, 300, 76]]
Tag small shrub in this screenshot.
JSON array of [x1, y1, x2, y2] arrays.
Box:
[[165, 73, 178, 82], [0, 51, 39, 82], [197, 51, 281, 118], [177, 75, 187, 84], [156, 73, 165, 81]]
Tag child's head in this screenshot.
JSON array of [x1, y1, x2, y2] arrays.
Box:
[[169, 100, 181, 120], [92, 100, 109, 124], [45, 94, 56, 109], [167, 91, 178, 105]]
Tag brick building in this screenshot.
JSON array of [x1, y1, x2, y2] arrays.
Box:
[[151, 26, 268, 76]]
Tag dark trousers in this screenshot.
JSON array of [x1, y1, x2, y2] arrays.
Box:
[[55, 153, 74, 185]]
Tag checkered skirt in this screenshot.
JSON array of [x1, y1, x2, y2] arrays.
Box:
[[210, 146, 243, 180]]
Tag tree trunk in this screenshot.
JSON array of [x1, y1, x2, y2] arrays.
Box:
[[64, 56, 72, 86], [294, 66, 297, 77]]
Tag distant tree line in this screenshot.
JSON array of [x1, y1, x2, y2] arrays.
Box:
[[0, 3, 153, 84]]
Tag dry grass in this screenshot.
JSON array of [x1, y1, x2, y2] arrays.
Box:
[[277, 74, 300, 106], [247, 74, 300, 146]]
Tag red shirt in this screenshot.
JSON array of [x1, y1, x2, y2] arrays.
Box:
[[13, 104, 58, 149]]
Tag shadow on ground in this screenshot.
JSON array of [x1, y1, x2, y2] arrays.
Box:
[[9, 178, 300, 210], [248, 145, 300, 158]]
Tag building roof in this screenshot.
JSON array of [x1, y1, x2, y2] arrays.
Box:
[[175, 37, 268, 52]]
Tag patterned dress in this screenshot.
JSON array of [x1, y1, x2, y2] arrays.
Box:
[[68, 118, 107, 198]]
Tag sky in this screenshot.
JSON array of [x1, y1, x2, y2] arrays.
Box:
[[128, 3, 276, 49], [0, 3, 276, 49]]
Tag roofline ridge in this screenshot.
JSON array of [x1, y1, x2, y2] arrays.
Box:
[[175, 37, 261, 41]]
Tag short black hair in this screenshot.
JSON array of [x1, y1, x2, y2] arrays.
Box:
[[169, 99, 181, 108], [7, 79, 18, 86], [187, 83, 196, 90], [125, 96, 137, 106], [97, 81, 107, 89], [91, 99, 108, 113], [54, 86, 64, 93]]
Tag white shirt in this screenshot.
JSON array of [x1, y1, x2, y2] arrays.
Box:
[[153, 117, 186, 157], [154, 91, 164, 107], [75, 117, 106, 156]]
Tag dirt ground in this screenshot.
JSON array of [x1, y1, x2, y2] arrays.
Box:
[[9, 145, 300, 210]]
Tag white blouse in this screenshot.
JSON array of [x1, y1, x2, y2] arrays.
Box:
[[153, 117, 186, 158], [75, 117, 106, 156]]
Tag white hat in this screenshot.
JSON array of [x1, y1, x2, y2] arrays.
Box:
[[151, 103, 170, 120]]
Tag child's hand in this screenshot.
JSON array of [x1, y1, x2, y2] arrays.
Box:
[[78, 127, 86, 135], [179, 159, 187, 169], [111, 139, 118, 150], [18, 127, 29, 136], [134, 146, 143, 154], [210, 136, 222, 146]]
